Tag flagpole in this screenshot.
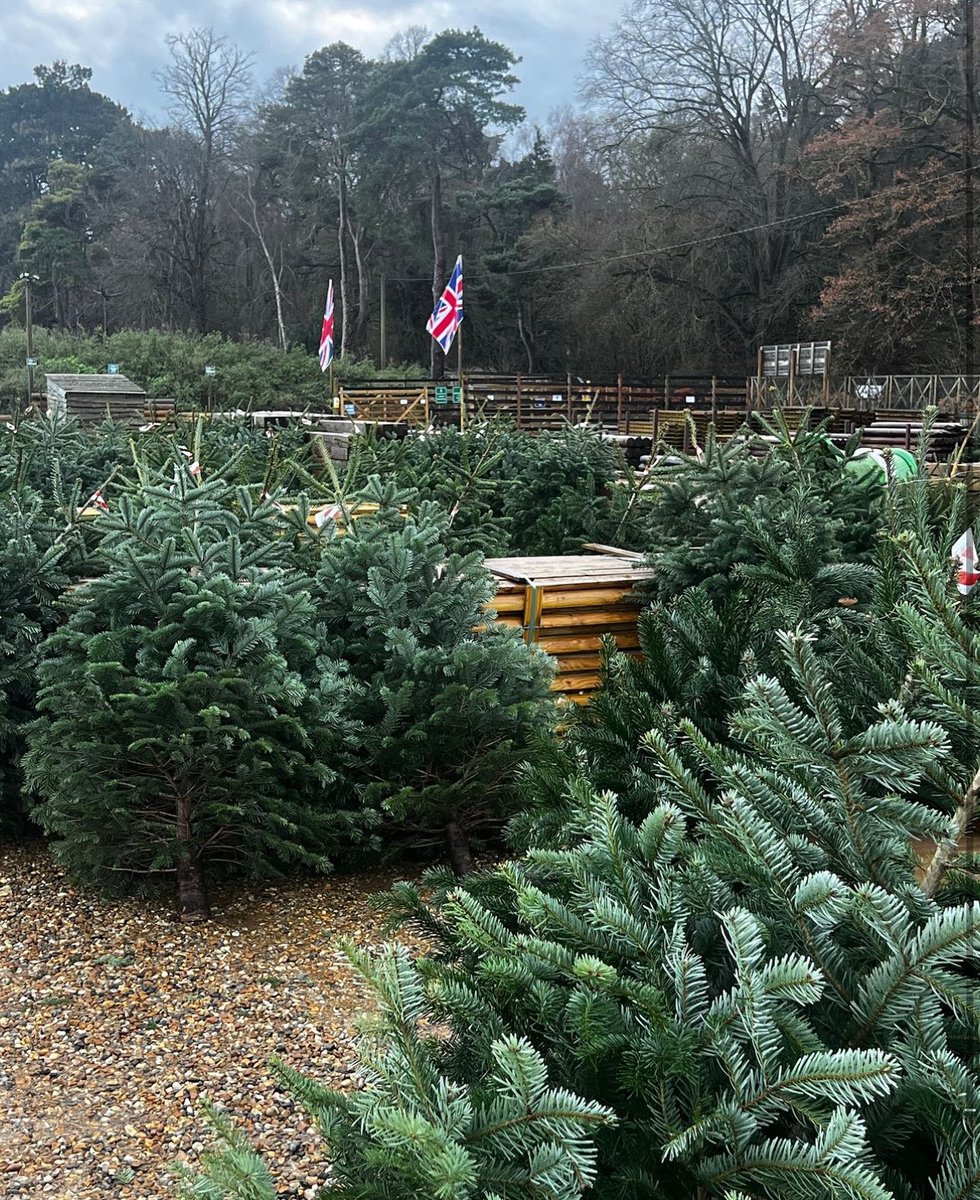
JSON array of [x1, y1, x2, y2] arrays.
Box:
[[457, 324, 465, 432]]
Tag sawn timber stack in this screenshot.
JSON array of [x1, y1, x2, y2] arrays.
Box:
[[484, 551, 654, 705]]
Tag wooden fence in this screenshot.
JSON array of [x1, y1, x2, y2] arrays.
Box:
[[340, 373, 980, 436], [337, 375, 747, 432]]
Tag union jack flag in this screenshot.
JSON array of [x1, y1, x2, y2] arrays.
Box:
[[426, 255, 463, 353], [318, 280, 335, 371]]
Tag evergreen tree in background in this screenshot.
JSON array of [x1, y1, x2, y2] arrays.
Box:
[[349, 423, 647, 558], [639, 417, 881, 605], [24, 468, 365, 918], [311, 477, 555, 874]]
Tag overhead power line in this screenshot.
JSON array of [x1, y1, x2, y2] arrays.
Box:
[[390, 163, 979, 284]]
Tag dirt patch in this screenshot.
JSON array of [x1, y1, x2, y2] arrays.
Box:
[[0, 844, 427, 1199]]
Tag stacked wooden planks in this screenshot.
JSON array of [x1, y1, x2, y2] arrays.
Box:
[[484, 551, 654, 705], [828, 416, 969, 458]]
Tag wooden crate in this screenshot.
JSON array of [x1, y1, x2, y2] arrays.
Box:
[[485, 551, 653, 703]]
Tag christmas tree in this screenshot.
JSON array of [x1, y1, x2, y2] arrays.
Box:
[[311, 478, 555, 874], [183, 471, 980, 1197], [25, 467, 366, 918]]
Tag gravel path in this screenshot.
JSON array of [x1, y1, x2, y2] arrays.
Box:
[[0, 843, 425, 1199]]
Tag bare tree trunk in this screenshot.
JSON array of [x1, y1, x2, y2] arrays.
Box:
[[176, 793, 211, 920], [349, 219, 370, 348], [445, 812, 474, 877], [231, 178, 288, 350], [337, 166, 351, 360], [517, 302, 535, 373], [193, 137, 212, 332], [430, 165, 447, 380]]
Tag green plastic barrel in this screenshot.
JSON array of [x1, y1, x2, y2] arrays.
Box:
[[844, 447, 920, 484]]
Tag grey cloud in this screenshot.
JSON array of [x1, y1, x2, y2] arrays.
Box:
[[0, 0, 611, 124]]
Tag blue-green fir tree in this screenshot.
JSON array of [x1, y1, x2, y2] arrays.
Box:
[[181, 472, 979, 1198]]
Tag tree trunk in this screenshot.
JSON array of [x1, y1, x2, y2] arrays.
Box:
[[337, 164, 351, 360], [430, 165, 447, 380], [193, 139, 212, 333], [349, 219, 370, 348], [517, 301, 536, 373], [445, 814, 474, 877], [176, 793, 210, 920]]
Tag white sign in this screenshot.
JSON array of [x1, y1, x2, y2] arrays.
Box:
[[204, 365, 217, 377]]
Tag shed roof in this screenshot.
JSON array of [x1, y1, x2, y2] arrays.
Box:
[[45, 373, 146, 397]]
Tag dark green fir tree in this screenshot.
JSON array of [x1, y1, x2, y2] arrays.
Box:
[[24, 468, 366, 918], [311, 477, 556, 874], [0, 480, 74, 831]]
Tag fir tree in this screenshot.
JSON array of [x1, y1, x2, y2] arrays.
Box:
[[311, 477, 555, 874], [184, 623, 979, 1199], [639, 414, 881, 605], [24, 468, 365, 918], [184, 472, 979, 1199], [0, 482, 73, 831]]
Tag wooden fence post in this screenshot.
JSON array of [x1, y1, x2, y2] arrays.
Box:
[[616, 374, 623, 432], [516, 375, 523, 429]]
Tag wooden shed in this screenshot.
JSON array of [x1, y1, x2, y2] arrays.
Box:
[[45, 373, 148, 426], [486, 549, 654, 704]]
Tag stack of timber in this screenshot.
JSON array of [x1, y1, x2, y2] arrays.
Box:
[[45, 373, 156, 427], [925, 462, 980, 492], [485, 549, 654, 705], [827, 415, 970, 458], [307, 417, 408, 465], [602, 433, 654, 468]]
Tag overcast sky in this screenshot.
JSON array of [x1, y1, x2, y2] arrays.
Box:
[[0, 0, 609, 126]]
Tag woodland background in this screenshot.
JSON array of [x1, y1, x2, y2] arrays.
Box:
[[0, 0, 977, 379]]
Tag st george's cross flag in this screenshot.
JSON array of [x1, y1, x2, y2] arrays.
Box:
[[318, 281, 335, 372], [952, 527, 978, 594], [426, 255, 463, 353]]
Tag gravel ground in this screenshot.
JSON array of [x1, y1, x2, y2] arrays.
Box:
[[0, 843, 427, 1199]]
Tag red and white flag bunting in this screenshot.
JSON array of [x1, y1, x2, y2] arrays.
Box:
[[314, 504, 342, 528], [952, 528, 978, 594]]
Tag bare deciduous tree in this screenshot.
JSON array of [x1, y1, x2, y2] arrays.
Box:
[[157, 28, 254, 331]]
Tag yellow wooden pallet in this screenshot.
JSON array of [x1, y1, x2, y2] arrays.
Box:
[[484, 552, 653, 703]]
